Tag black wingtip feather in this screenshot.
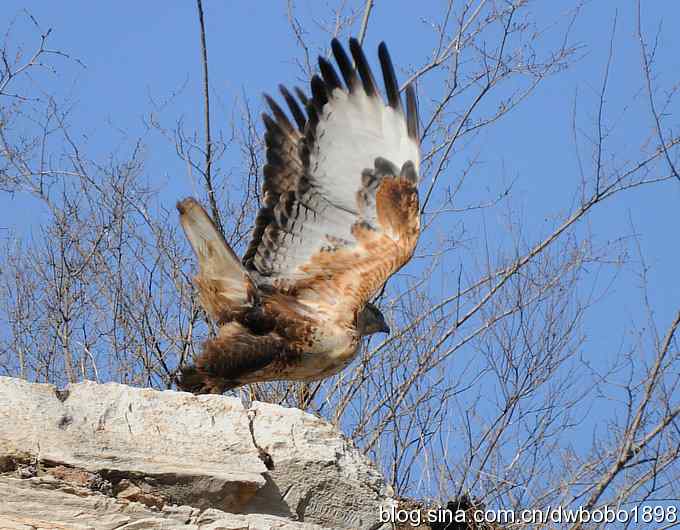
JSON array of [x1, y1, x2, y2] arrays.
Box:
[[331, 39, 357, 90], [261, 112, 278, 133], [279, 85, 306, 131], [264, 93, 294, 133], [294, 86, 309, 107], [318, 57, 342, 92], [378, 42, 402, 113], [405, 84, 419, 141], [348, 38, 378, 97], [310, 75, 329, 110]]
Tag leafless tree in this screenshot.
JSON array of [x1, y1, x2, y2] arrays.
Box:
[[1, 3, 679, 527]]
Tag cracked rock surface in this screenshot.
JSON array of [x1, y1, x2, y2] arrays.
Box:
[[0, 376, 394, 529]]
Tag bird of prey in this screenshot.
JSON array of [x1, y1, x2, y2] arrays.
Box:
[[177, 38, 421, 394]]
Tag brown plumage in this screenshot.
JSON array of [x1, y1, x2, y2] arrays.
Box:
[[177, 39, 421, 394]]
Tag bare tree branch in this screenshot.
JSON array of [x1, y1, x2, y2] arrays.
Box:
[[636, 0, 680, 183], [357, 0, 374, 45], [196, 0, 224, 233]]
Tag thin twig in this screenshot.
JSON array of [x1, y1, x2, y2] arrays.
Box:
[[636, 0, 680, 182], [196, 0, 224, 233], [357, 0, 374, 46]]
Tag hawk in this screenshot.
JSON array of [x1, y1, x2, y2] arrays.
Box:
[[177, 38, 420, 394]]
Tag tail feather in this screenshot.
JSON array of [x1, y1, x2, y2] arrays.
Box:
[[176, 322, 292, 395], [176, 366, 235, 395]]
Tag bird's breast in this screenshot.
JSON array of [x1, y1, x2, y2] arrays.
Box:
[[294, 325, 360, 380]]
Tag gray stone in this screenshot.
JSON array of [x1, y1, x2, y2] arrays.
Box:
[[0, 377, 394, 529]]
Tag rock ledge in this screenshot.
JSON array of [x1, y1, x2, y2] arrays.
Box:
[[0, 376, 394, 529]]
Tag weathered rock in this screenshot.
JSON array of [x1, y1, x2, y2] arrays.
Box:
[[0, 376, 395, 529]]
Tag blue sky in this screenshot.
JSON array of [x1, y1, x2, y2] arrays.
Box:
[[2, 0, 680, 512], [3, 2, 677, 317]]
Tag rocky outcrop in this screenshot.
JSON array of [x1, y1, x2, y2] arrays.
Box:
[[0, 377, 395, 529]]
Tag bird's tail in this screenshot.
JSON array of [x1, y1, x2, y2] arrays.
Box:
[[176, 329, 287, 395], [176, 365, 237, 395]]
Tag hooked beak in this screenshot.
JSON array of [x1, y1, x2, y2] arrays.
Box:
[[380, 323, 391, 335]]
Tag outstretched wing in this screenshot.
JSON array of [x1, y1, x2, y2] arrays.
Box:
[[244, 39, 421, 320], [178, 198, 257, 323]]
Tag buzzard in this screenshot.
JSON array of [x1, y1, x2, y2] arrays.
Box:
[[177, 38, 420, 394]]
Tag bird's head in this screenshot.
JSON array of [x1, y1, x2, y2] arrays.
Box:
[[357, 302, 391, 336]]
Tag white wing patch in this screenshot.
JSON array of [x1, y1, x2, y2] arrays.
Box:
[[310, 88, 420, 214]]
